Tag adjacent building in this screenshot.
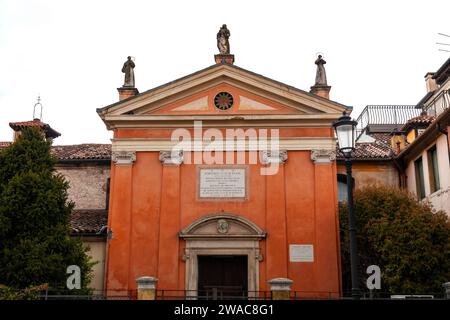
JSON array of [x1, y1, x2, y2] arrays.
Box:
[[396, 58, 450, 214]]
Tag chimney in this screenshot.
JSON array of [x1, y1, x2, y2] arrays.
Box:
[[117, 87, 139, 101], [424, 72, 437, 92], [9, 97, 61, 142], [390, 130, 406, 154]]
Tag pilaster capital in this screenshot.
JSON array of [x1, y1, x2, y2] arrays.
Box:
[[311, 149, 336, 164], [260, 150, 288, 164], [112, 151, 136, 165], [159, 150, 184, 165]]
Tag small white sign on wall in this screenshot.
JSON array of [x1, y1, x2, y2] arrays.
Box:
[[289, 244, 314, 262]]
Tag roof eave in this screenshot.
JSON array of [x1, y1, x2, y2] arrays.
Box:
[[396, 108, 450, 161]]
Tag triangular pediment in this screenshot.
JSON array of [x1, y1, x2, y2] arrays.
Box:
[[140, 83, 310, 116], [97, 64, 350, 128]]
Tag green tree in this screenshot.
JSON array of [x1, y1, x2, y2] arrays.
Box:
[[339, 185, 450, 296], [0, 127, 94, 294]]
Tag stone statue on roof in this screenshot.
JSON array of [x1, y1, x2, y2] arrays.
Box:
[[122, 56, 135, 87], [314, 55, 327, 86], [217, 24, 230, 54]]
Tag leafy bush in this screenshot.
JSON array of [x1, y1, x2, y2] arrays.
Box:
[[339, 185, 450, 295]]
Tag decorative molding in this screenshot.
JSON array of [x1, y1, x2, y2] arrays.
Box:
[[112, 151, 136, 165], [182, 250, 190, 261], [311, 149, 336, 163], [216, 219, 230, 234], [159, 150, 184, 165], [260, 150, 288, 164], [256, 249, 264, 262], [179, 213, 266, 239], [100, 65, 347, 118], [181, 213, 264, 296], [112, 137, 336, 152]]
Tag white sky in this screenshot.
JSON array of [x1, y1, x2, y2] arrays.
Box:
[[0, 0, 449, 145]]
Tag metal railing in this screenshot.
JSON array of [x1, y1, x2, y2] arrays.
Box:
[[37, 289, 137, 300], [355, 105, 420, 138], [4, 288, 443, 300], [155, 289, 343, 300], [424, 89, 449, 117], [156, 289, 273, 300]]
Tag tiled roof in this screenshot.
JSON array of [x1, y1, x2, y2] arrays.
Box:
[[336, 132, 395, 160], [1, 142, 112, 160], [9, 119, 61, 138], [51, 144, 111, 161], [70, 209, 108, 234], [400, 114, 435, 131], [367, 133, 391, 145]]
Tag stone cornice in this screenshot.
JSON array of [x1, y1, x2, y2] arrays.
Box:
[[101, 114, 342, 131], [98, 64, 348, 118], [111, 137, 336, 152]]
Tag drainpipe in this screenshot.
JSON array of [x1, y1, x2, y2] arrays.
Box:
[[392, 157, 406, 189]]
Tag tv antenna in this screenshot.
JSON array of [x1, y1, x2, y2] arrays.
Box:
[[437, 33, 450, 53]]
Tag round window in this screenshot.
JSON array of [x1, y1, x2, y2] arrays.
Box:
[[214, 92, 234, 110]]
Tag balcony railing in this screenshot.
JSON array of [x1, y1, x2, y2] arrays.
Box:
[[355, 105, 420, 138], [424, 89, 449, 117]]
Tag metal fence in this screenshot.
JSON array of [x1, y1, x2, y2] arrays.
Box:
[[37, 289, 137, 300], [424, 89, 449, 117], [3, 288, 445, 300], [355, 105, 421, 138]]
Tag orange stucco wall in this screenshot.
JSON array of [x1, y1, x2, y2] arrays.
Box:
[[105, 126, 342, 297]]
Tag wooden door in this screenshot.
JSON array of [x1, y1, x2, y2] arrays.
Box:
[[197, 255, 248, 299]]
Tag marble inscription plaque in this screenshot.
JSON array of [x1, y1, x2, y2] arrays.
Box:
[[289, 244, 314, 262], [199, 168, 246, 198]]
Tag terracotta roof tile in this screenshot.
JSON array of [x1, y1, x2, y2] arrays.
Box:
[[70, 209, 108, 234], [9, 119, 61, 138], [1, 142, 111, 160], [400, 115, 435, 131], [51, 144, 111, 160], [336, 133, 393, 160]]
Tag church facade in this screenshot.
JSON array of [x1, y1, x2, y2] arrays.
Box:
[[97, 49, 349, 297]]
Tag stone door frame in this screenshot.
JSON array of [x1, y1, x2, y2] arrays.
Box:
[[179, 214, 266, 299]]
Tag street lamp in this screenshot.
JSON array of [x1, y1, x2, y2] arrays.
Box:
[[333, 112, 361, 300]]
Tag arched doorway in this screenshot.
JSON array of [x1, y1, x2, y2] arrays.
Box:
[[179, 214, 266, 299]]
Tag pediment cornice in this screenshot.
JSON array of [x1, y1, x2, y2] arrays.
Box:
[[97, 64, 350, 129]]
